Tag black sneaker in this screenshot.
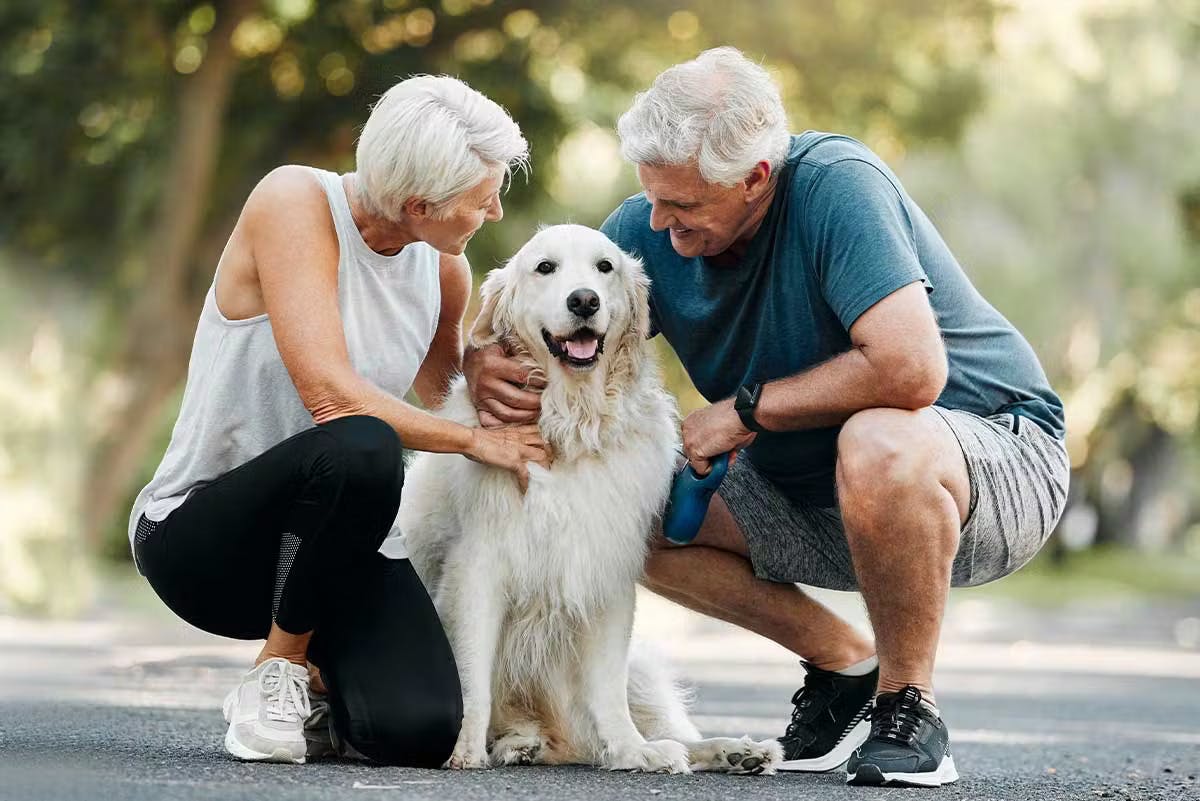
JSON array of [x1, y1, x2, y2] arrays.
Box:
[[846, 686, 959, 787], [776, 661, 876, 772]]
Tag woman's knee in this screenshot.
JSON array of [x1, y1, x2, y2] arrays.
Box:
[[342, 701, 461, 767], [315, 415, 405, 505]]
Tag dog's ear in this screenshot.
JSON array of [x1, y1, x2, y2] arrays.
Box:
[[607, 249, 651, 385], [468, 267, 510, 348], [622, 250, 651, 342]]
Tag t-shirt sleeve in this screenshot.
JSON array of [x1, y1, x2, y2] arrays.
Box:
[[804, 159, 932, 330], [601, 202, 661, 339]]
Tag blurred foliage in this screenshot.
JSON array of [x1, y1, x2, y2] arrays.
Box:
[[0, 0, 1198, 612], [901, 0, 1200, 552], [0, 0, 995, 299]]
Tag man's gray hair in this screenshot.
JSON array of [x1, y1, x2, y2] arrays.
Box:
[[616, 47, 791, 187], [356, 75, 529, 220]]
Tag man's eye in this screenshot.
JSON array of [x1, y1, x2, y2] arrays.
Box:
[[597, 259, 613, 273], [535, 260, 556, 275]]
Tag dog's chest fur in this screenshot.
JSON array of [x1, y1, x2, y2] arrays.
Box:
[[402, 373, 678, 616]]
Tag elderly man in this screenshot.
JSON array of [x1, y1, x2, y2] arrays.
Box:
[[466, 47, 1067, 787]]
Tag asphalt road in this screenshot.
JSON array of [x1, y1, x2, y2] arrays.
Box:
[[2, 586, 1198, 801]]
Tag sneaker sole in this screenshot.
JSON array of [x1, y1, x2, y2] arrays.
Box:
[[846, 754, 959, 787], [777, 717, 870, 772], [224, 722, 306, 765]]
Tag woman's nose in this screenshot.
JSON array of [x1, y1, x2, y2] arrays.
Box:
[[487, 197, 504, 223]]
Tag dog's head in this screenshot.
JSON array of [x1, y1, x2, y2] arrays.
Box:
[[469, 224, 650, 379]]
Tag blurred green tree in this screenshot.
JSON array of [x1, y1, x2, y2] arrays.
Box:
[[0, 0, 995, 552], [899, 0, 1200, 552]]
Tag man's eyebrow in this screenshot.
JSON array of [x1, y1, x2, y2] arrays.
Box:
[[655, 195, 697, 207]]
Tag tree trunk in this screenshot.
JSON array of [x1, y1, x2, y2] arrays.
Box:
[[83, 0, 256, 547]]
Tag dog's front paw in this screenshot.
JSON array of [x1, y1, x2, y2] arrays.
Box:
[[720, 736, 784, 776], [444, 743, 490, 770], [604, 739, 691, 774]]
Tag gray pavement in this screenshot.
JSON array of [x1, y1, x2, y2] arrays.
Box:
[[2, 582, 1198, 801]]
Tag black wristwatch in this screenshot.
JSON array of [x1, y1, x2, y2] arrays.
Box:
[[734, 382, 767, 433]]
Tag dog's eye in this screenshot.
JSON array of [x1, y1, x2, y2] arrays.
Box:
[[535, 260, 556, 275], [596, 259, 613, 274]]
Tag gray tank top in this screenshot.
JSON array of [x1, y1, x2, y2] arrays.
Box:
[[127, 167, 440, 552]]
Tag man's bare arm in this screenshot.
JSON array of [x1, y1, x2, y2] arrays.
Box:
[[752, 282, 947, 431]]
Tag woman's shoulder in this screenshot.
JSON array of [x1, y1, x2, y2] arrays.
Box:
[[245, 165, 326, 217], [240, 165, 335, 242]]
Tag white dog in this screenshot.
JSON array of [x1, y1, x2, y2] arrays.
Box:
[[399, 224, 782, 775]]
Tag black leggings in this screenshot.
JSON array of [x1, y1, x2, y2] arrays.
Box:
[[134, 415, 461, 767]]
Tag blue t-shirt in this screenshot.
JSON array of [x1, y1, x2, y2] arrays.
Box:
[[601, 132, 1065, 507]]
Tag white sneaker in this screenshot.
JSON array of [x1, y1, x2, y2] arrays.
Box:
[[222, 658, 311, 764]]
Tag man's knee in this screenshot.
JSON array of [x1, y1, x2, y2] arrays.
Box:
[[835, 410, 936, 496], [836, 408, 940, 516]]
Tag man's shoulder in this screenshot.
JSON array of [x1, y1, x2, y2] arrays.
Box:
[[788, 131, 881, 170], [601, 193, 659, 252], [785, 132, 904, 207]]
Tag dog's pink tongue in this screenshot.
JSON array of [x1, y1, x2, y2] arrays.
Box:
[[565, 337, 598, 360]]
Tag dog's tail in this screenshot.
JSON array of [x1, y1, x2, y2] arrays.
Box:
[[626, 640, 702, 742]]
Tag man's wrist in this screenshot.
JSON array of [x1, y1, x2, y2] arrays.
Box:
[[734, 382, 768, 433]]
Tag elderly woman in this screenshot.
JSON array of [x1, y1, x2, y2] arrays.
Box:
[[127, 76, 548, 767]]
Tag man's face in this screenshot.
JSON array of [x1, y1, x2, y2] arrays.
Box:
[[637, 163, 755, 259]]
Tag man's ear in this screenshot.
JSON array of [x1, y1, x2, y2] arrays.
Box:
[[468, 267, 510, 348], [743, 160, 773, 200]]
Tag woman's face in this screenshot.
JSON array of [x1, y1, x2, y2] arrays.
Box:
[[418, 167, 506, 255]]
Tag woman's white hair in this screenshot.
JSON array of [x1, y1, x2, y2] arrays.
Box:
[[356, 75, 529, 220], [617, 47, 791, 187]]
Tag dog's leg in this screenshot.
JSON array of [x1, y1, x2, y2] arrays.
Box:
[[440, 556, 504, 770], [685, 736, 784, 775], [580, 588, 690, 774], [489, 720, 550, 767]]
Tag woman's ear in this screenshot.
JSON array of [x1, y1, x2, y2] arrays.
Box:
[[468, 266, 510, 348]]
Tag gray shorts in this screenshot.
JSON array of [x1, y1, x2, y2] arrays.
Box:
[[720, 408, 1070, 590]]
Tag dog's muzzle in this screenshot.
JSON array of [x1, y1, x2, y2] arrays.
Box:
[[542, 327, 606, 369]]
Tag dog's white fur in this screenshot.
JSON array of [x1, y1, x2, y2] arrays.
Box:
[[400, 225, 782, 774]]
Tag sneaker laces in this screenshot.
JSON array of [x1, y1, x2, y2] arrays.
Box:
[[784, 667, 839, 740], [869, 686, 926, 746], [258, 660, 311, 725]]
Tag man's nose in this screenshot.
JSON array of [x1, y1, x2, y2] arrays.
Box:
[[648, 201, 672, 232], [566, 288, 600, 319]]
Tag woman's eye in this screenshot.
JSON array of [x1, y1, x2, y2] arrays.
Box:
[[535, 260, 556, 275], [596, 259, 613, 274]]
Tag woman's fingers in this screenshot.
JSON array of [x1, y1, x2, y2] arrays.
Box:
[[520, 445, 551, 469]]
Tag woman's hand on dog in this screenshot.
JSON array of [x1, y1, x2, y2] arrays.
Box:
[[465, 423, 553, 492], [464, 344, 546, 427]]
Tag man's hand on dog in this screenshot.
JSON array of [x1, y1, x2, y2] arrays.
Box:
[[464, 343, 545, 427], [682, 399, 756, 476]]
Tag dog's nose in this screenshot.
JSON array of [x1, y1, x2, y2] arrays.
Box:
[[566, 288, 600, 319]]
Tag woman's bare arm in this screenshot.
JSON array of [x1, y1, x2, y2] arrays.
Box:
[[240, 167, 488, 456], [412, 252, 472, 409]]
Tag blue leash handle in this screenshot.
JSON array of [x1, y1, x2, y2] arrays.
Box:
[[661, 452, 731, 545]]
